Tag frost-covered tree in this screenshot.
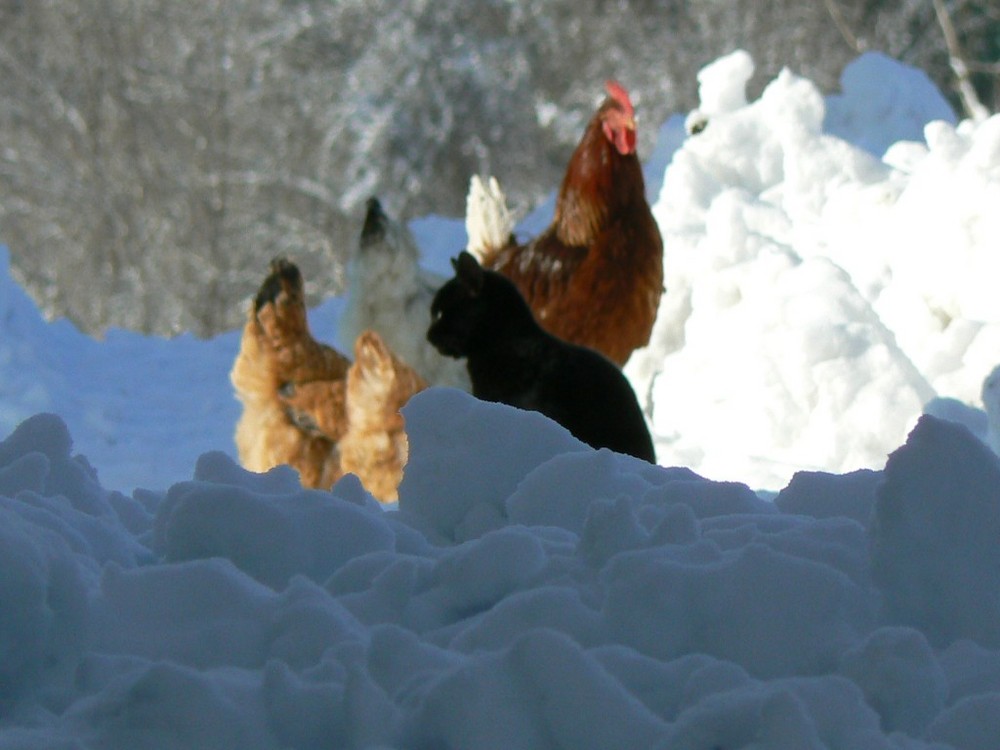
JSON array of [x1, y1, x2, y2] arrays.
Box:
[[0, 0, 994, 336]]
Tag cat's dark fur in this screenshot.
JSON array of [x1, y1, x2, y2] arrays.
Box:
[[427, 251, 656, 463]]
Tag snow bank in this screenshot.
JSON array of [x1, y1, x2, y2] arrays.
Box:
[[628, 50, 1000, 490], [4, 396, 1000, 747]]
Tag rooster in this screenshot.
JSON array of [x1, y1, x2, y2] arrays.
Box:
[[466, 80, 664, 367], [338, 197, 470, 390], [231, 257, 425, 502]]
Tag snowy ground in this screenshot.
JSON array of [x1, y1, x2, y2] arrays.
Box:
[[2, 51, 1000, 748]]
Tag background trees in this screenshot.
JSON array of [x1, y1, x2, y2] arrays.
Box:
[[0, 0, 994, 337]]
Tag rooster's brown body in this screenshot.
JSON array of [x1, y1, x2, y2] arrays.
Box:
[[470, 81, 664, 367]]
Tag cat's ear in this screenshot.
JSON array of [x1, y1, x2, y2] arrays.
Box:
[[452, 251, 484, 296]]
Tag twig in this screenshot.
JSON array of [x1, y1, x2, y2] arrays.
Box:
[[823, 0, 864, 53], [931, 0, 990, 121]]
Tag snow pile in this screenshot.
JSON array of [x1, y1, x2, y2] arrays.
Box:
[[4, 396, 1000, 747], [628, 50, 1000, 489], [872, 415, 1000, 649]]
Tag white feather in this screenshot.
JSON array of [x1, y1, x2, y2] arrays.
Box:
[[465, 175, 514, 263], [339, 201, 471, 390]]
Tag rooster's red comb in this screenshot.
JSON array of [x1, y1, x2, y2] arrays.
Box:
[[604, 80, 634, 118]]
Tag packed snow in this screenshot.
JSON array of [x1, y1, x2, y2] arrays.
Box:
[[2, 50, 1000, 748]]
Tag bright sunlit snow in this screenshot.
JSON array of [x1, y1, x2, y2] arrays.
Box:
[[2, 51, 1000, 749]]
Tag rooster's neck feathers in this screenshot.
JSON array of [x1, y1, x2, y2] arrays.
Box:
[[552, 99, 644, 248]]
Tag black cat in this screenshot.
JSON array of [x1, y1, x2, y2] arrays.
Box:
[[427, 251, 656, 463]]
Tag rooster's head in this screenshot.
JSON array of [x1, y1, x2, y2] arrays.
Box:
[[600, 80, 636, 156]]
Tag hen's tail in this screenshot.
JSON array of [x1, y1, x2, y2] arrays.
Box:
[[465, 175, 514, 265], [348, 329, 427, 418]]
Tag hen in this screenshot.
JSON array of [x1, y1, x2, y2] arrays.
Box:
[[231, 257, 349, 490], [231, 257, 425, 501], [340, 330, 427, 503], [466, 80, 664, 367], [428, 251, 655, 463], [338, 197, 470, 390]]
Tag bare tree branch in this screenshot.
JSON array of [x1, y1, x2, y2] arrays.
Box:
[[966, 60, 1000, 74], [932, 0, 991, 121], [0, 46, 90, 138], [824, 0, 865, 53]]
